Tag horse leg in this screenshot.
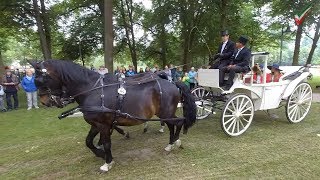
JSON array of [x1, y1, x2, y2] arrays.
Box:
[[143, 122, 148, 133], [164, 123, 175, 152], [99, 126, 115, 172], [97, 126, 129, 146], [173, 122, 184, 148], [114, 126, 130, 138], [159, 121, 165, 133], [86, 126, 105, 159]]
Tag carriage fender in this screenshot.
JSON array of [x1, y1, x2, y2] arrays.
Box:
[[282, 72, 310, 99]]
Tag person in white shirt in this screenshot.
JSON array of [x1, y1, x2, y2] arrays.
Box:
[[209, 30, 235, 70]]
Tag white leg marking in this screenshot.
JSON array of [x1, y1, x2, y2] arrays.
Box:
[[100, 161, 115, 172]]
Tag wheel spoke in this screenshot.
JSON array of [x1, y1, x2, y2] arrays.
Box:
[[231, 101, 236, 111], [236, 119, 240, 133], [238, 100, 249, 112], [224, 114, 234, 118], [241, 113, 252, 116], [301, 91, 312, 101], [239, 118, 245, 129], [231, 118, 237, 134], [227, 118, 236, 131], [236, 97, 240, 111], [241, 107, 252, 114], [241, 116, 250, 123], [227, 107, 235, 113], [288, 104, 297, 109], [224, 116, 236, 125], [289, 105, 297, 119]]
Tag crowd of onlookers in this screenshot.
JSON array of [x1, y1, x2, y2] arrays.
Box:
[[0, 63, 199, 113], [0, 66, 39, 113], [92, 64, 198, 89]]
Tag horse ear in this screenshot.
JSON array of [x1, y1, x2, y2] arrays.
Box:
[[28, 60, 39, 69]]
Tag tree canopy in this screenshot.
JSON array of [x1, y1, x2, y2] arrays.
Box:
[[0, 0, 319, 71]]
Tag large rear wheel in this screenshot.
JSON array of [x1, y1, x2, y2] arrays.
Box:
[[286, 82, 312, 123], [221, 94, 254, 137]]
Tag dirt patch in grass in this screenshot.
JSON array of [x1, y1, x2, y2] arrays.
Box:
[[119, 148, 156, 163]]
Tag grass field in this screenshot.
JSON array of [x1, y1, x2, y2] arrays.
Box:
[[1, 80, 320, 179]]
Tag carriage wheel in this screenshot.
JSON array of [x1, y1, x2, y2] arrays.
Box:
[[191, 87, 213, 120], [221, 94, 254, 137], [286, 82, 312, 123]]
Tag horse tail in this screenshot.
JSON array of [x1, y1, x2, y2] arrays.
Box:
[[175, 82, 197, 134]]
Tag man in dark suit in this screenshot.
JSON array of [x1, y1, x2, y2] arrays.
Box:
[[219, 36, 251, 90], [210, 30, 235, 69]]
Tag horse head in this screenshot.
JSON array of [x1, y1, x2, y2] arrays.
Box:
[[29, 60, 68, 108]]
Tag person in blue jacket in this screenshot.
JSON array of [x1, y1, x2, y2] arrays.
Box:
[[21, 69, 39, 110]]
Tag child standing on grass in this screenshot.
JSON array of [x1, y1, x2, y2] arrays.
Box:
[[182, 72, 190, 89], [0, 85, 6, 112]]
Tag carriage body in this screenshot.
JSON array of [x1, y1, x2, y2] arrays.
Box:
[[192, 52, 313, 136]]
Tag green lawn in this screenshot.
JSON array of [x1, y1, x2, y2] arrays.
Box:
[[1, 90, 320, 179], [309, 76, 320, 93]]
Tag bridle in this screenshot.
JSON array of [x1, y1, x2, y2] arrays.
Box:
[[35, 62, 73, 107]]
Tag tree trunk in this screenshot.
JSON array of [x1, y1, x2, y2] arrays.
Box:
[[160, 24, 167, 68], [220, 0, 227, 31], [306, 20, 320, 65], [0, 51, 4, 78], [104, 0, 113, 72], [292, 24, 303, 65], [32, 0, 51, 60], [40, 0, 51, 58]]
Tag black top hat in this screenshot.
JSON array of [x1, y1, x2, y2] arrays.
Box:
[[221, 30, 229, 36], [238, 36, 248, 45]]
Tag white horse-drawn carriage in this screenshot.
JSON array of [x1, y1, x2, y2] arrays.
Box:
[[191, 52, 313, 136]]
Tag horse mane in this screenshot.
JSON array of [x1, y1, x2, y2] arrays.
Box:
[[46, 60, 117, 84]]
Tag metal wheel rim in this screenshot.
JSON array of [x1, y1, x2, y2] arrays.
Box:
[[221, 94, 254, 136], [287, 83, 312, 123]]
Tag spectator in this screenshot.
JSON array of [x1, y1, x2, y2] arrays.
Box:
[[1, 67, 19, 110], [164, 65, 172, 81], [114, 66, 120, 74], [170, 64, 177, 82], [90, 64, 96, 71], [145, 67, 151, 72], [139, 67, 144, 73], [175, 67, 183, 81], [97, 66, 108, 75], [126, 66, 136, 76], [182, 72, 190, 89], [151, 64, 159, 73], [0, 85, 6, 112], [21, 69, 39, 110], [188, 67, 197, 89]]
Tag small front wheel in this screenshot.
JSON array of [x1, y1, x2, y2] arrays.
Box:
[[221, 94, 254, 137], [191, 87, 212, 120]]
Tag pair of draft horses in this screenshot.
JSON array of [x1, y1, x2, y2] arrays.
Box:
[[30, 60, 197, 172]]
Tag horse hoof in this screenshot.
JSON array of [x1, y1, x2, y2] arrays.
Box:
[[100, 161, 114, 172], [143, 128, 148, 133], [125, 132, 130, 138], [174, 139, 181, 148], [164, 144, 174, 152]]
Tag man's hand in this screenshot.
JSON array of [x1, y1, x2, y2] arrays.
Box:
[[214, 53, 221, 59]]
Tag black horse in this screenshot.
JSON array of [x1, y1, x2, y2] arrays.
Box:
[[30, 60, 196, 172]]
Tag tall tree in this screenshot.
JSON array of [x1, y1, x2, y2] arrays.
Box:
[[306, 19, 320, 65], [104, 0, 113, 72], [32, 0, 51, 59]]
